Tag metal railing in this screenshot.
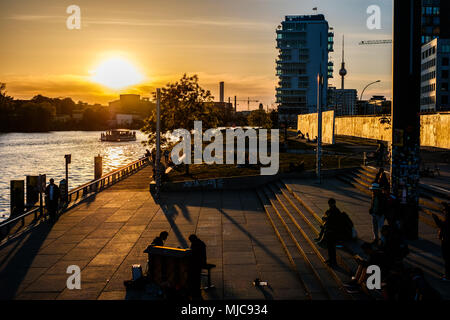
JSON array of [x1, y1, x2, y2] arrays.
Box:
[[0, 156, 150, 239]]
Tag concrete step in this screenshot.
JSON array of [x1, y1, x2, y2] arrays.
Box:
[[276, 181, 362, 275], [259, 187, 330, 300], [255, 189, 313, 300], [336, 174, 372, 196], [278, 182, 375, 300], [264, 184, 353, 300]]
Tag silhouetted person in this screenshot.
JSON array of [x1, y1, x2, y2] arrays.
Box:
[[45, 178, 60, 222], [188, 234, 207, 298], [374, 168, 389, 192], [375, 141, 386, 167], [344, 242, 389, 293], [410, 268, 442, 300], [379, 225, 409, 268], [164, 149, 170, 164], [321, 198, 353, 267], [370, 183, 385, 244], [432, 203, 450, 281], [144, 231, 169, 252]]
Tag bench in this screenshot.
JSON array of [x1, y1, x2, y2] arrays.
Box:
[[201, 263, 216, 290]]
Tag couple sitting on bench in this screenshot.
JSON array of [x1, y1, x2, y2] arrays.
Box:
[[144, 231, 216, 293]]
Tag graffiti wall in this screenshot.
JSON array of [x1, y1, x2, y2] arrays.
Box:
[[297, 110, 335, 144]]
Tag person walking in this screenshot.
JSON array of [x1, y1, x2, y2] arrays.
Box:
[[370, 183, 385, 245], [188, 234, 207, 299], [44, 178, 60, 223], [321, 198, 345, 267], [432, 203, 450, 281]]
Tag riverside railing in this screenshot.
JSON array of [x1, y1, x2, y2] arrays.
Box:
[[0, 156, 150, 241]]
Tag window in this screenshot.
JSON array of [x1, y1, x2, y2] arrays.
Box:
[[442, 83, 448, 92], [443, 70, 449, 79], [443, 58, 449, 66], [442, 95, 449, 105]]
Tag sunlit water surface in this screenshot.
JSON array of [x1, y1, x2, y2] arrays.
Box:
[[0, 131, 149, 219]]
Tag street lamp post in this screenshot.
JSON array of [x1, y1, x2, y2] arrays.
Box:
[[155, 88, 161, 200], [316, 73, 323, 184], [360, 80, 381, 101]]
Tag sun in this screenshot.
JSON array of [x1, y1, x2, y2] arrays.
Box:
[[90, 57, 144, 89]]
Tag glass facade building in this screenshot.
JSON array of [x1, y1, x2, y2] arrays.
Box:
[[276, 15, 334, 124]]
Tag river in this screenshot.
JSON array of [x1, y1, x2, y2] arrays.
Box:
[[0, 131, 149, 220]]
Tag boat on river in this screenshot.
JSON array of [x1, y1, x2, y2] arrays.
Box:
[[100, 129, 137, 142]]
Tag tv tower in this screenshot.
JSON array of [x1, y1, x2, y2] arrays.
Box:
[[339, 35, 347, 89]]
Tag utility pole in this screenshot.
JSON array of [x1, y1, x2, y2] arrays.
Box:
[[316, 73, 323, 184], [155, 88, 161, 200], [64, 154, 71, 203], [391, 0, 421, 240]]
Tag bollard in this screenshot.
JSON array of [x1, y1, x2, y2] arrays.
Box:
[[10, 180, 25, 219], [94, 154, 103, 181], [363, 152, 366, 166]]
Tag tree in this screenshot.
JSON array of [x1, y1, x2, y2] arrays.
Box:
[[269, 110, 279, 128], [18, 102, 55, 132], [248, 109, 272, 129], [0, 83, 14, 131], [141, 74, 219, 148]]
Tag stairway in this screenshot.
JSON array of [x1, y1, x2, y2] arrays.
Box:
[[257, 181, 373, 300], [336, 166, 449, 228]]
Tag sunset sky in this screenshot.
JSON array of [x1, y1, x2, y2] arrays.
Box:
[[0, 0, 392, 110]]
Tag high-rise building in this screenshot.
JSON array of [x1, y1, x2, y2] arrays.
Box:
[[421, 0, 450, 44], [420, 38, 450, 112], [276, 15, 334, 124]]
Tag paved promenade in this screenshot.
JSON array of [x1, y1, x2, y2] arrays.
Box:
[[0, 166, 304, 300], [1, 165, 448, 300]]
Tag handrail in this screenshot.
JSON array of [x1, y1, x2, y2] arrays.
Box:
[[0, 156, 150, 232]]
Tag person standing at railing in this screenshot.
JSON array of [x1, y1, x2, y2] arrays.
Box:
[[45, 178, 60, 223]]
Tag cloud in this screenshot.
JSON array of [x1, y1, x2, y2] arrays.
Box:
[[6, 14, 273, 30]]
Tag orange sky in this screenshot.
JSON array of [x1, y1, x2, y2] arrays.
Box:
[[0, 0, 393, 111]]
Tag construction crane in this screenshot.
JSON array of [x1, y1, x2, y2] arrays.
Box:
[[233, 97, 259, 111], [359, 40, 392, 45]]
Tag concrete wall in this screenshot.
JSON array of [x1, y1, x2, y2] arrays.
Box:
[[299, 111, 449, 149], [420, 113, 450, 149], [334, 112, 450, 149], [334, 115, 391, 142], [297, 110, 335, 144]]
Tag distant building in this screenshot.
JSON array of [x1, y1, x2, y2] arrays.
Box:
[[420, 38, 450, 112], [328, 87, 357, 116], [108, 94, 154, 117], [276, 14, 334, 124], [421, 0, 450, 44], [357, 96, 391, 115], [116, 114, 134, 126]]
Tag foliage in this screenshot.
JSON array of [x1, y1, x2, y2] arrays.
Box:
[[248, 109, 272, 129], [141, 74, 220, 148]]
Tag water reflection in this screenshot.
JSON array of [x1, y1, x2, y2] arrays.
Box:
[[0, 131, 148, 218]]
